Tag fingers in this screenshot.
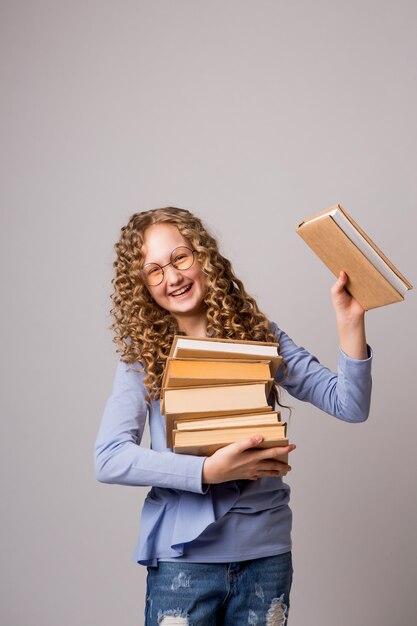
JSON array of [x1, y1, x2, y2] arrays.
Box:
[[226, 438, 296, 484], [234, 437, 296, 457], [249, 455, 293, 481], [331, 270, 348, 294], [249, 463, 292, 480], [232, 434, 264, 454], [259, 459, 291, 472], [256, 444, 296, 461]]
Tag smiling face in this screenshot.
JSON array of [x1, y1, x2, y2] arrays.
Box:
[[141, 223, 208, 334]]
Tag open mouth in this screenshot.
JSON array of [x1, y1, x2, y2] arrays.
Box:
[[171, 284, 193, 297]]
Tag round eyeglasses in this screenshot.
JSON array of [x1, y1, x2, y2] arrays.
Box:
[[141, 246, 196, 286]]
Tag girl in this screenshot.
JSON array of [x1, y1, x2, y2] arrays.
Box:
[[95, 207, 372, 625]]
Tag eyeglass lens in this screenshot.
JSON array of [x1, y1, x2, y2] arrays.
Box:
[[143, 247, 195, 286]]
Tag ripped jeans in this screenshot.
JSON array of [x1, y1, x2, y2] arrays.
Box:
[[144, 552, 293, 625]]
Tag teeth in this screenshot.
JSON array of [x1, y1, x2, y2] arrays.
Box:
[[172, 284, 191, 296]]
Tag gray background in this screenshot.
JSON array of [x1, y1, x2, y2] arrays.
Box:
[[1, 1, 416, 625]]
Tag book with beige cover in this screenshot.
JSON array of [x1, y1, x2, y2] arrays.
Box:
[[296, 204, 413, 310], [162, 358, 273, 388]]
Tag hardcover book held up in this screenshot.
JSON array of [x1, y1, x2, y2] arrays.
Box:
[[161, 335, 289, 459], [296, 204, 413, 310]]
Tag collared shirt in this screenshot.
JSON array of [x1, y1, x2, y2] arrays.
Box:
[[94, 322, 372, 566]]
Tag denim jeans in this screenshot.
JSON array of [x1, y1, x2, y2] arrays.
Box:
[[144, 551, 293, 625]]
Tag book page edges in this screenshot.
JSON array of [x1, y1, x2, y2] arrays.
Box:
[[173, 425, 287, 446], [173, 437, 289, 458], [336, 205, 412, 288], [165, 377, 274, 395], [161, 380, 271, 402], [174, 411, 283, 431], [169, 335, 280, 359]]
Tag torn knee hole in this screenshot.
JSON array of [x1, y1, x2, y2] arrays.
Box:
[[158, 609, 189, 625], [266, 595, 288, 626]]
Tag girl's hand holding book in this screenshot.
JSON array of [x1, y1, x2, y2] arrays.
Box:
[[331, 270, 365, 322], [202, 435, 296, 484], [331, 271, 368, 360]]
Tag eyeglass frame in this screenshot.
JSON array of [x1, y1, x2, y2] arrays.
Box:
[[141, 246, 197, 286]]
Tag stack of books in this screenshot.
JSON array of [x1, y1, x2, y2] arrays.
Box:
[[161, 336, 289, 459], [296, 204, 413, 310]]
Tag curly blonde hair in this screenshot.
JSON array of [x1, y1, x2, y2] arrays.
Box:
[[111, 207, 284, 402]]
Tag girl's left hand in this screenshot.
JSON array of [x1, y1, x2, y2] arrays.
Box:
[[331, 271, 365, 323]]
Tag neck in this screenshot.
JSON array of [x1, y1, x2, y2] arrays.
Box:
[[175, 315, 208, 338]]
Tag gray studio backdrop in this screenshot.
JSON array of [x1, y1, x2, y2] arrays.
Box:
[[1, 1, 416, 625]]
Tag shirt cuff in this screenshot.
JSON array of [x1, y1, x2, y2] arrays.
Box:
[[339, 343, 373, 363], [168, 452, 208, 494]]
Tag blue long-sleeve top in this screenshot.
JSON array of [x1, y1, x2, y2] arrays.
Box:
[[94, 322, 372, 566]]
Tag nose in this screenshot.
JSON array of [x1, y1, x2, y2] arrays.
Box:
[[165, 262, 184, 286]]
